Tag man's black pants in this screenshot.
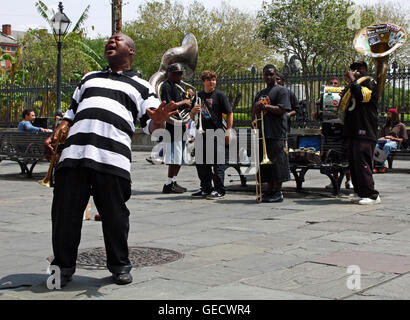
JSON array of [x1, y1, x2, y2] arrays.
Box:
[[51, 167, 132, 277], [195, 163, 226, 195], [347, 138, 379, 200], [194, 133, 226, 194]]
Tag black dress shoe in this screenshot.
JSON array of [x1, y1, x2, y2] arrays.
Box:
[[112, 272, 133, 285], [60, 275, 72, 287]]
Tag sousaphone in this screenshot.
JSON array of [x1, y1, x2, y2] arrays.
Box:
[[149, 33, 199, 126], [338, 23, 407, 122]]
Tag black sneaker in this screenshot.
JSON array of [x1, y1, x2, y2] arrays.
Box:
[[262, 191, 283, 203], [112, 272, 133, 285], [206, 191, 225, 200], [162, 182, 184, 194], [173, 182, 187, 192], [191, 189, 211, 198]]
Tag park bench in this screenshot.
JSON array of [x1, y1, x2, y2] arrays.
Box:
[[386, 129, 410, 169], [0, 130, 51, 177], [224, 127, 348, 195]]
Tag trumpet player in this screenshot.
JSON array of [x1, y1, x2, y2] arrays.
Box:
[[251, 64, 291, 203], [161, 63, 194, 194], [44, 33, 178, 287], [189, 70, 233, 200]]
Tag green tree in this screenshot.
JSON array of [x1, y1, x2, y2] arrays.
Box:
[[123, 0, 273, 78], [257, 0, 377, 116], [18, 1, 104, 84]]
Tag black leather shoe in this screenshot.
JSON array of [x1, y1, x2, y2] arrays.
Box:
[[112, 272, 133, 285], [60, 275, 72, 287]]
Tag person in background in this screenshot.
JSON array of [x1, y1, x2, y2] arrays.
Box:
[[322, 78, 354, 190], [18, 109, 51, 132], [374, 108, 408, 173], [275, 73, 298, 132]]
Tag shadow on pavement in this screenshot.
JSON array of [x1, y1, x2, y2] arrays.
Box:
[[0, 273, 112, 299]]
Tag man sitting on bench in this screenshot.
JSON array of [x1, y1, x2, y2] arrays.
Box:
[[374, 108, 408, 173], [18, 109, 51, 133]]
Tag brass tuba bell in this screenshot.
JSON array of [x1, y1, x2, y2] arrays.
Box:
[[149, 33, 199, 126], [338, 23, 407, 122]]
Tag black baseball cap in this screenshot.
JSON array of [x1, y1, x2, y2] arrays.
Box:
[[349, 61, 368, 70], [167, 63, 184, 73]]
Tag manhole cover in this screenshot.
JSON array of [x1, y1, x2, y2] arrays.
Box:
[[47, 246, 183, 270]]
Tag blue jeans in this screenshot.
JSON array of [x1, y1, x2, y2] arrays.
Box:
[[376, 140, 397, 167]]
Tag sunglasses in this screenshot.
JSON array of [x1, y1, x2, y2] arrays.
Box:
[[330, 82, 339, 85]]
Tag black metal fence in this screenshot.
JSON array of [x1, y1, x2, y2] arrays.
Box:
[[0, 79, 77, 127], [1, 64, 409, 127]]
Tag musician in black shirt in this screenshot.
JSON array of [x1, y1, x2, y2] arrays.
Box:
[[190, 70, 233, 199], [343, 61, 380, 205], [252, 65, 291, 203], [161, 63, 193, 194]]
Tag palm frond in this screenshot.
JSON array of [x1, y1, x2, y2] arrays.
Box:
[[35, 1, 52, 27], [72, 4, 91, 34], [73, 39, 104, 69]]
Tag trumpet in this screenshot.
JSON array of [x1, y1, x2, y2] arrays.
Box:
[[38, 122, 69, 187], [254, 102, 272, 203], [195, 96, 205, 134], [175, 80, 204, 134]]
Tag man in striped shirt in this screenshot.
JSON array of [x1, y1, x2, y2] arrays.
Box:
[[44, 33, 177, 287]]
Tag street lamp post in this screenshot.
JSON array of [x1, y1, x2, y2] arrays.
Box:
[[51, 2, 71, 117]]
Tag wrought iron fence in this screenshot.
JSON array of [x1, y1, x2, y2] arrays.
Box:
[[1, 64, 409, 127], [0, 79, 77, 127]]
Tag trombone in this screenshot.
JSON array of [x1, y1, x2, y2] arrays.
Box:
[[254, 110, 272, 203]]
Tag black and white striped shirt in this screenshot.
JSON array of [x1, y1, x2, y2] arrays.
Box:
[[57, 68, 160, 180]]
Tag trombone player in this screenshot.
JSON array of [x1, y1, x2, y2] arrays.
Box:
[[251, 64, 291, 203]]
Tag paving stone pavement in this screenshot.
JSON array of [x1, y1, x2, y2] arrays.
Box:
[[0, 153, 409, 300]]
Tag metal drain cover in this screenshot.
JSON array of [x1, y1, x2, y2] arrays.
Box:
[[48, 246, 183, 270]]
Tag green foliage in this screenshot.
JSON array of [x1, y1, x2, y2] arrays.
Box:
[[123, 0, 273, 78], [16, 2, 104, 85], [257, 0, 363, 73], [18, 29, 99, 84]]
